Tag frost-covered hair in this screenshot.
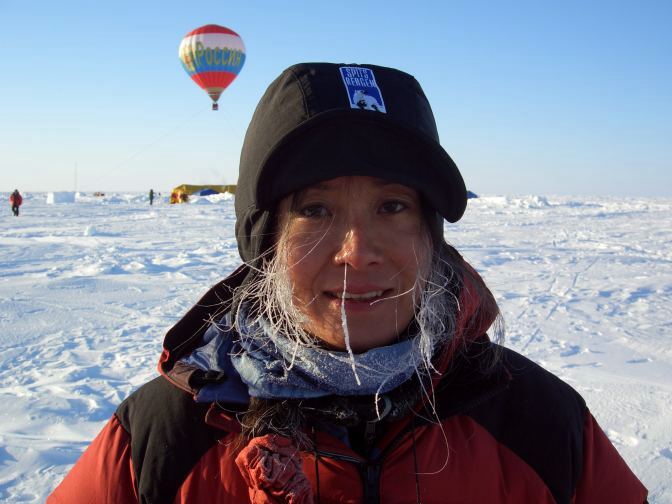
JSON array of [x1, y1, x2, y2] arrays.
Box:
[[233, 200, 503, 442], [233, 206, 456, 368]]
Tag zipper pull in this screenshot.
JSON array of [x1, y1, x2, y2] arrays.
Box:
[[363, 395, 391, 453]]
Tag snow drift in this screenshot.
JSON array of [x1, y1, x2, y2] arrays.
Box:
[[0, 193, 670, 502]]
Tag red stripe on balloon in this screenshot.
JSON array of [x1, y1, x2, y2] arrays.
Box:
[[190, 71, 237, 92], [185, 24, 239, 37]]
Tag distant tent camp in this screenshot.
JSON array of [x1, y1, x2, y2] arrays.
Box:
[[169, 184, 236, 204], [467, 190, 479, 199]]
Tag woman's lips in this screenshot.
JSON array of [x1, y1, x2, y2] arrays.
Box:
[[337, 290, 383, 300], [324, 289, 393, 308]]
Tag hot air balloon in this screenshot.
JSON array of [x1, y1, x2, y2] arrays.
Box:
[[179, 24, 246, 110]]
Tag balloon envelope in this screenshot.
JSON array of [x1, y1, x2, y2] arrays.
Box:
[[179, 25, 245, 107]]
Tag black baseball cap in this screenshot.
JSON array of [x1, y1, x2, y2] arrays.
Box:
[[235, 62, 467, 264]]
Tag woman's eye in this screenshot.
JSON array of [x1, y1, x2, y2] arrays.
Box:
[[299, 204, 330, 218], [380, 201, 407, 214]]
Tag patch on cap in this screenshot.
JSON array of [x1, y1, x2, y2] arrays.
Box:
[[339, 67, 386, 113]]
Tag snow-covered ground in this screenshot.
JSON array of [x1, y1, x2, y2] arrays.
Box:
[[1, 192, 670, 502]]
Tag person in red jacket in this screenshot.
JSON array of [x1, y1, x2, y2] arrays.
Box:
[[49, 63, 647, 503], [9, 189, 22, 216]]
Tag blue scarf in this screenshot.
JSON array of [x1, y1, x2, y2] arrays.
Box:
[[183, 305, 432, 401]]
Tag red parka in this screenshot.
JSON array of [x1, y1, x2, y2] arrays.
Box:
[[9, 192, 22, 206], [48, 265, 648, 503]]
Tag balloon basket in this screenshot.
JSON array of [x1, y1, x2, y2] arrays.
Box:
[[212, 103, 219, 111]]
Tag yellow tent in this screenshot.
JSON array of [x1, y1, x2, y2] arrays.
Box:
[[169, 184, 236, 204]]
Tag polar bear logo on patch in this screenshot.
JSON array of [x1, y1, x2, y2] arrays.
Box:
[[353, 89, 384, 112]]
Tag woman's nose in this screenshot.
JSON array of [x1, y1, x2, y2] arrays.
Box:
[[333, 224, 382, 269]]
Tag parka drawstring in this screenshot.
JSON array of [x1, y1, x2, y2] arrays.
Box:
[[411, 419, 422, 504]]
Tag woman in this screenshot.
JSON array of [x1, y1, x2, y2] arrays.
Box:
[[49, 63, 647, 503]]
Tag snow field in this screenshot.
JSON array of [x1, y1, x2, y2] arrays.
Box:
[[0, 192, 670, 502]]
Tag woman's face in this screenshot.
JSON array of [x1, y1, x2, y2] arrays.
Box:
[[277, 176, 432, 352]]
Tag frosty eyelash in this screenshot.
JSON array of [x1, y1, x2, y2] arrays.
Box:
[[379, 200, 408, 214], [297, 204, 330, 218]]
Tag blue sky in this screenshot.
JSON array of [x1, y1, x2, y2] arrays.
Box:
[[1, 0, 670, 196]]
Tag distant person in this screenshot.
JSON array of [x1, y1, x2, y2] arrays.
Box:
[[9, 189, 22, 216], [49, 63, 647, 503], [149, 188, 154, 205]]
